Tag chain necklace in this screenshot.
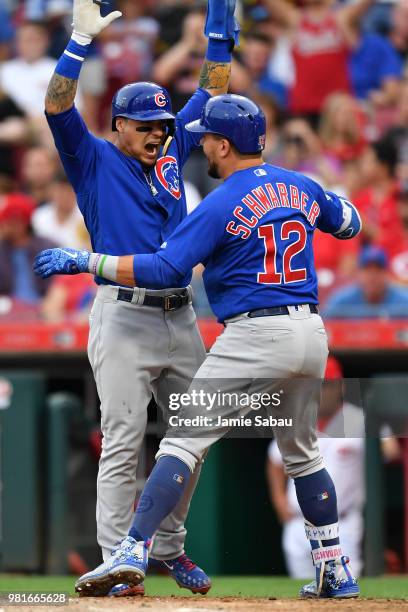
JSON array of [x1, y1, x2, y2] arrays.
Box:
[[144, 169, 158, 197]]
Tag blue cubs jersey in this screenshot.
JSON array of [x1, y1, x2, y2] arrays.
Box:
[[46, 88, 211, 285], [134, 164, 355, 322]]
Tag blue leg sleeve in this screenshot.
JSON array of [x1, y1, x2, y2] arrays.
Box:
[[129, 456, 191, 542], [294, 468, 340, 547]]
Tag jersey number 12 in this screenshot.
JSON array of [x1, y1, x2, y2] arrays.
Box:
[[257, 221, 307, 284]]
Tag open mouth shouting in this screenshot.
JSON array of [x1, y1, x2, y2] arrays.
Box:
[[144, 141, 162, 161]]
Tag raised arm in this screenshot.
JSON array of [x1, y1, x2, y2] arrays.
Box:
[[45, 74, 79, 115], [336, 0, 375, 46], [198, 57, 231, 97], [45, 0, 121, 114], [338, 0, 375, 29], [262, 0, 299, 30], [199, 0, 239, 96], [164, 2, 240, 164], [153, 11, 208, 87]]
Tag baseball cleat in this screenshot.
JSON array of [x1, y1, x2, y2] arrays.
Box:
[[157, 553, 212, 594], [108, 582, 145, 597], [75, 556, 118, 597], [108, 536, 149, 586], [75, 536, 148, 597], [300, 556, 360, 599]]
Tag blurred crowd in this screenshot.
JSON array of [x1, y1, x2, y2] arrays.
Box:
[[2, 0, 408, 321]]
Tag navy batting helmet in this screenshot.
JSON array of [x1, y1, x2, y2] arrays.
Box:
[[185, 94, 266, 154], [111, 82, 175, 132]]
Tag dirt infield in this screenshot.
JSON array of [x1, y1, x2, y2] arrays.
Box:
[[5, 597, 408, 612], [12, 596, 403, 612]]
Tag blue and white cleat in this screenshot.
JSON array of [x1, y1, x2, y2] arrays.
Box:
[[108, 536, 149, 587], [300, 556, 360, 599], [158, 553, 211, 594], [75, 557, 116, 597], [75, 536, 149, 597]]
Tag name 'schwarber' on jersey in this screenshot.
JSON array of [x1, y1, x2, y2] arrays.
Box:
[[225, 175, 321, 240], [132, 163, 357, 323]]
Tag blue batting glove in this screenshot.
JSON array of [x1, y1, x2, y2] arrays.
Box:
[[205, 0, 240, 46], [33, 248, 90, 278]]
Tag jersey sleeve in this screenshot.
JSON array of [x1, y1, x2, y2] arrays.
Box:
[[173, 88, 211, 167], [134, 190, 227, 288], [46, 106, 101, 194], [317, 190, 362, 240]]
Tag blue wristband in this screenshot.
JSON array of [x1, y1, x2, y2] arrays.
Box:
[[55, 38, 90, 80], [206, 39, 232, 63]]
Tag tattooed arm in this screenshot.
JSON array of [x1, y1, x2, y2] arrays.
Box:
[[45, 73, 78, 115], [45, 0, 121, 115], [199, 59, 231, 97], [153, 10, 231, 97]]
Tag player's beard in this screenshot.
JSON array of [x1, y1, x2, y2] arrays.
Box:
[[207, 160, 221, 179]]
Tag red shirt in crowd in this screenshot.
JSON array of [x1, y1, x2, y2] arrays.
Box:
[[290, 13, 351, 114], [313, 230, 359, 272], [313, 230, 358, 303], [388, 234, 408, 283], [50, 275, 96, 315], [352, 184, 402, 258]]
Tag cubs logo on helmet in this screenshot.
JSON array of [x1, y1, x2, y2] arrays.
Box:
[[111, 82, 175, 131], [154, 92, 167, 107], [155, 156, 181, 200]]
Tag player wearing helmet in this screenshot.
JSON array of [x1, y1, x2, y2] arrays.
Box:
[[110, 83, 176, 166], [36, 93, 362, 599], [43, 0, 239, 598]]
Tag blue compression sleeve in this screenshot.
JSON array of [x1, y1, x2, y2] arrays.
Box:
[[294, 468, 340, 547], [129, 456, 191, 541]]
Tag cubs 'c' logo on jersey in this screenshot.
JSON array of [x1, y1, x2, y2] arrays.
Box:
[[154, 92, 167, 107], [155, 156, 181, 200]]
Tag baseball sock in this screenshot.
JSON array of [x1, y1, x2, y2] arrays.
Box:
[[129, 456, 191, 542], [294, 468, 340, 547]]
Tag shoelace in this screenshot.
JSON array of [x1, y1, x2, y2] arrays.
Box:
[[175, 554, 197, 571], [111, 538, 144, 561], [325, 560, 349, 587], [111, 541, 122, 556], [117, 549, 143, 562]]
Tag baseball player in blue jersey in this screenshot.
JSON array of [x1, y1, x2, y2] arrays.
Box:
[[43, 0, 239, 598], [35, 94, 362, 598]]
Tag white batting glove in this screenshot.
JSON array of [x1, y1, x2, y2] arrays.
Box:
[[72, 0, 122, 42]]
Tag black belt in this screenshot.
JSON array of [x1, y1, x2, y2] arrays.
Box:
[[248, 304, 319, 318], [117, 288, 190, 311]]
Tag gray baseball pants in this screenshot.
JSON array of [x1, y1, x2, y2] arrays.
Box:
[[157, 306, 329, 477], [88, 285, 206, 561]]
